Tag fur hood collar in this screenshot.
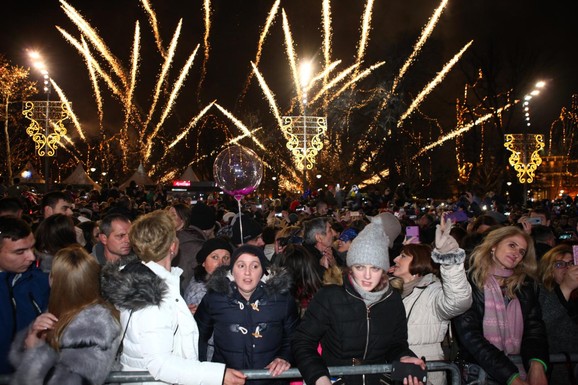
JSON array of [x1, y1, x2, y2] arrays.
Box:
[[100, 255, 168, 311], [206, 265, 293, 298]]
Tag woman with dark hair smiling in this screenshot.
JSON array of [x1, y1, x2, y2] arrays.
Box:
[[390, 215, 471, 385]]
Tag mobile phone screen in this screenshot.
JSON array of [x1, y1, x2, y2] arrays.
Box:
[[573, 245, 578, 266], [405, 226, 419, 243]]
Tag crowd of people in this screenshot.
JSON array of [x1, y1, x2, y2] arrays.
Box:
[[0, 181, 577, 385]]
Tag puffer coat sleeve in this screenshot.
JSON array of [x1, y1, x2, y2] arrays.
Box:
[[9, 304, 121, 385]]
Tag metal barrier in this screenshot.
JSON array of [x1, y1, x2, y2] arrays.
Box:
[[1, 355, 576, 384], [0, 361, 461, 385]]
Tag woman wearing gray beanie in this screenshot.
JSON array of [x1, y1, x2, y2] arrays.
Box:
[[292, 215, 426, 385]]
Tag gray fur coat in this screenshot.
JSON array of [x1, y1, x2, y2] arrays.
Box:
[[9, 303, 121, 385]]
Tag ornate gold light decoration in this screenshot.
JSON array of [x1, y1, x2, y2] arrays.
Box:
[[23, 101, 70, 157], [504, 133, 544, 183], [281, 115, 327, 171]]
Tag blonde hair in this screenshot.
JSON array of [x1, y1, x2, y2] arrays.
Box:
[[47, 245, 118, 350], [129, 210, 176, 262], [538, 244, 572, 291], [469, 226, 537, 298]]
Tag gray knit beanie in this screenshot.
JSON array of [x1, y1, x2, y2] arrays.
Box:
[[346, 215, 390, 271]]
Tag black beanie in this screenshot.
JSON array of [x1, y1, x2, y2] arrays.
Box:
[[196, 238, 234, 265], [189, 203, 216, 230], [230, 244, 269, 275], [231, 215, 263, 245]]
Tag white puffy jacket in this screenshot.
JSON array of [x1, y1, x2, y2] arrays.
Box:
[[114, 261, 226, 385]]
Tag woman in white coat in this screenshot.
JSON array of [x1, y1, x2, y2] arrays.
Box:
[[390, 216, 472, 385], [101, 210, 246, 385]]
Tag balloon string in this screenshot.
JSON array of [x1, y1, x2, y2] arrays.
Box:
[[237, 198, 243, 245]]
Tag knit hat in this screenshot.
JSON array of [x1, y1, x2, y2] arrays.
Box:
[[196, 238, 234, 265], [372, 212, 401, 248], [189, 203, 216, 230], [230, 244, 269, 275], [232, 215, 263, 245], [338, 228, 359, 242], [346, 215, 390, 271]]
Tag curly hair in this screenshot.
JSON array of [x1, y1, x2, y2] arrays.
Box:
[[538, 244, 572, 292], [469, 226, 537, 298], [129, 210, 176, 262]]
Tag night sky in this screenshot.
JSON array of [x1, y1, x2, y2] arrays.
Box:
[[1, 0, 577, 190]]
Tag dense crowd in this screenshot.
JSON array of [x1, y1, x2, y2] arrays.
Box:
[[0, 181, 577, 385]]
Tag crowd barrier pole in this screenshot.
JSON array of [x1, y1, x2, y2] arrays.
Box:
[[0, 361, 461, 385]]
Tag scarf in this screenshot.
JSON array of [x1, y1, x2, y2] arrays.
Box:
[[349, 274, 389, 306], [401, 276, 422, 299], [483, 266, 525, 376]]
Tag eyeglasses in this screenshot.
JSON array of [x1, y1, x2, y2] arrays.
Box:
[[553, 261, 575, 269]]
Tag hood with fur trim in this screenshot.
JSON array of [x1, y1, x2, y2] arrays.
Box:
[[206, 265, 293, 299], [100, 255, 168, 311]]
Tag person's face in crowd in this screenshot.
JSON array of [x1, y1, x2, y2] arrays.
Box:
[[316, 222, 334, 249], [45, 199, 73, 217], [0, 233, 36, 273], [337, 239, 352, 253], [100, 219, 132, 262], [392, 251, 414, 281], [491, 234, 527, 270], [246, 234, 265, 248], [203, 249, 231, 275], [168, 207, 184, 231], [553, 252, 573, 285], [351, 264, 384, 292], [317, 203, 328, 216], [232, 253, 263, 300]]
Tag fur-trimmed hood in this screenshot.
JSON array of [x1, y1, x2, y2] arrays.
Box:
[[100, 255, 168, 311], [206, 265, 293, 298]]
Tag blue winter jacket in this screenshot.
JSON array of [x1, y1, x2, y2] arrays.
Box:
[[0, 267, 50, 374]]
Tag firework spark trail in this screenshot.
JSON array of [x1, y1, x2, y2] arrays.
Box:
[[309, 63, 359, 104], [140, 0, 166, 58], [353, 0, 375, 78], [305, 60, 341, 93], [227, 127, 263, 145], [165, 102, 215, 151], [239, 0, 280, 102], [392, 0, 448, 98], [412, 104, 514, 159], [144, 44, 200, 161], [214, 103, 267, 151], [329, 61, 385, 102], [281, 9, 303, 111], [322, 0, 332, 110], [50, 79, 86, 141], [57, 140, 82, 163], [196, 0, 211, 101], [121, 21, 141, 169], [251, 62, 283, 129], [57, 27, 124, 100], [398, 41, 473, 127], [80, 37, 103, 136], [60, 0, 128, 89], [143, 19, 183, 138]]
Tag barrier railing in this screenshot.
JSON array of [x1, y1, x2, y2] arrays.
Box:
[[1, 354, 575, 384], [0, 361, 460, 385]]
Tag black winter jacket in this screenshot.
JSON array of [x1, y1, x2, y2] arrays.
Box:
[[195, 267, 299, 385], [291, 275, 415, 385], [453, 276, 550, 384]]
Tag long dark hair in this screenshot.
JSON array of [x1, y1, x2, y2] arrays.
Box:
[[278, 244, 322, 307], [35, 214, 77, 255]]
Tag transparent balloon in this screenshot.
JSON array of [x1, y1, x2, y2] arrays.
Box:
[[213, 145, 263, 200]]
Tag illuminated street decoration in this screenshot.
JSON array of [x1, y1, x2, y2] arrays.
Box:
[[22, 101, 70, 156], [281, 116, 327, 171], [504, 133, 544, 183]]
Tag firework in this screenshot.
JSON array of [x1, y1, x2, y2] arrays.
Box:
[[50, 80, 86, 142], [354, 0, 375, 78], [281, 9, 302, 112], [80, 37, 103, 138], [140, 0, 166, 58], [197, 0, 212, 101], [251, 62, 283, 129], [214, 103, 267, 151]]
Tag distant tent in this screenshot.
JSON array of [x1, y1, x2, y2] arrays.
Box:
[[18, 161, 45, 184], [120, 163, 155, 190], [62, 164, 101, 191], [179, 165, 200, 182]]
